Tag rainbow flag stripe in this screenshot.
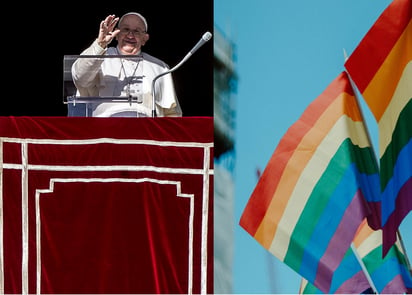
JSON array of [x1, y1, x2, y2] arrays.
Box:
[[345, 0, 412, 255], [240, 72, 380, 293], [300, 220, 412, 294]]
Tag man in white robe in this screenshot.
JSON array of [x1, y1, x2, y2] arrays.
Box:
[[71, 12, 182, 117]]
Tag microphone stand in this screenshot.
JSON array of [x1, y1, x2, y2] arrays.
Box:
[[151, 32, 212, 117], [151, 58, 186, 118]]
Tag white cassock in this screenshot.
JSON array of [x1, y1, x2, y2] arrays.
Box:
[[72, 40, 182, 117]]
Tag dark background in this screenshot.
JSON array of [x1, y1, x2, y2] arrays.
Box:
[[5, 1, 213, 117]]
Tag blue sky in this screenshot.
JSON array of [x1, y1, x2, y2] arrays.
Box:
[[214, 1, 412, 293]]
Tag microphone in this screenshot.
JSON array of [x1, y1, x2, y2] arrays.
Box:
[[188, 31, 213, 56], [151, 31, 213, 117]]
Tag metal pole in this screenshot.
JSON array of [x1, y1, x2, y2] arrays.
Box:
[[343, 49, 379, 294], [351, 243, 379, 293]]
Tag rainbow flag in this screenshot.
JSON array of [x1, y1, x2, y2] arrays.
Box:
[[239, 72, 380, 293], [300, 220, 412, 294], [344, 0, 412, 255], [299, 245, 371, 294]]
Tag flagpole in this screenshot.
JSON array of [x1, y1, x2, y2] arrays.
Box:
[[344, 48, 412, 278], [343, 49, 376, 154], [343, 49, 379, 294], [397, 230, 412, 275], [350, 243, 378, 294]]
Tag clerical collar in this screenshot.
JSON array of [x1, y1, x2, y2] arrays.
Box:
[[116, 46, 142, 56]]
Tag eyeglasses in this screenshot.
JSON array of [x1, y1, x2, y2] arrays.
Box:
[[119, 28, 146, 37]]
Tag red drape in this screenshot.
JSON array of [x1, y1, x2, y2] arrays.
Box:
[[0, 116, 213, 294]]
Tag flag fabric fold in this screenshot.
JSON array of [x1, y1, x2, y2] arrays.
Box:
[[344, 0, 412, 255], [239, 72, 380, 293], [300, 220, 412, 294]]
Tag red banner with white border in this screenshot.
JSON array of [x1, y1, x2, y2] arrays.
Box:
[[0, 116, 213, 294]]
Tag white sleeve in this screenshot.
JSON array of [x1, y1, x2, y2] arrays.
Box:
[[71, 40, 107, 90]]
